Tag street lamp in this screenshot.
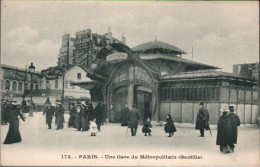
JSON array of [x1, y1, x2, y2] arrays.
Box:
[[28, 62, 35, 117], [60, 65, 66, 106]]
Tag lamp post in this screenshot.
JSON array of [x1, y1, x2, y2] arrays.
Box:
[[28, 62, 35, 117], [60, 65, 66, 106]]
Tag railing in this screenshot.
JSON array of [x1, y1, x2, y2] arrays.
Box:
[[24, 89, 62, 97]]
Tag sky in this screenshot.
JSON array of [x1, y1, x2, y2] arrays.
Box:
[[1, 1, 259, 72]]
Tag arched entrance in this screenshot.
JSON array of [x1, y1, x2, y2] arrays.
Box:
[[106, 61, 158, 124], [111, 86, 128, 122], [135, 86, 153, 124]]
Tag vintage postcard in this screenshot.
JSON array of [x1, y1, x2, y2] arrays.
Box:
[[0, 1, 259, 166]]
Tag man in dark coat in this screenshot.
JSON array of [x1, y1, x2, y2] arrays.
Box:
[[128, 104, 140, 136], [226, 106, 240, 152], [195, 102, 209, 137], [95, 102, 103, 132], [121, 104, 129, 126], [43, 103, 54, 129], [216, 109, 229, 152]]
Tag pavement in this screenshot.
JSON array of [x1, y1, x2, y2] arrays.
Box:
[[1, 113, 259, 166]]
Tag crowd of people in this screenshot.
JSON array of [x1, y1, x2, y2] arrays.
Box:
[[1, 98, 241, 154], [42, 99, 105, 136]]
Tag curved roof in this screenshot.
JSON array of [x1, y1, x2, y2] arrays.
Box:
[[132, 40, 187, 54]]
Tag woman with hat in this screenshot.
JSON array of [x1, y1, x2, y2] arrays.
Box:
[[68, 103, 76, 128], [4, 101, 25, 144], [55, 102, 64, 130], [74, 103, 82, 130], [80, 101, 89, 131]]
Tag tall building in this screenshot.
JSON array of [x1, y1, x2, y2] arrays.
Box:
[[57, 28, 123, 67], [58, 34, 75, 66]]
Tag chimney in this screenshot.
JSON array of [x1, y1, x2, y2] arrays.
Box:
[[122, 33, 126, 45]]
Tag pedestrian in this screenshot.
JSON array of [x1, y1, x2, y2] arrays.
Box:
[[128, 104, 140, 136], [90, 118, 98, 136], [142, 117, 152, 136], [216, 109, 230, 153], [88, 103, 95, 121], [74, 103, 82, 131], [4, 101, 25, 144], [55, 102, 64, 130], [121, 104, 129, 126], [80, 101, 89, 131], [164, 114, 177, 137], [68, 103, 76, 128], [95, 102, 103, 132], [43, 100, 54, 129], [109, 104, 115, 122], [195, 102, 210, 137], [1, 100, 8, 125], [226, 106, 241, 152]]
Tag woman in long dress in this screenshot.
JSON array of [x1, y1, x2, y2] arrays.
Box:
[[55, 102, 64, 130], [4, 101, 25, 144], [164, 114, 177, 137]]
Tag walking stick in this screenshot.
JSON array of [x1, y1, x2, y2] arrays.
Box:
[[208, 126, 212, 136], [125, 127, 128, 136]]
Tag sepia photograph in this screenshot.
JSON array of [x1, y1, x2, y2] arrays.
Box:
[[0, 1, 259, 166]]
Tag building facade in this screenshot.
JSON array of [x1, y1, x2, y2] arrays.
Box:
[[73, 41, 259, 125], [0, 64, 41, 102]]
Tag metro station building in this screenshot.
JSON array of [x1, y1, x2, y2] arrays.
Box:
[[74, 41, 259, 125]]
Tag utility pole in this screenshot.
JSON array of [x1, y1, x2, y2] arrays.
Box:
[[192, 47, 193, 61]]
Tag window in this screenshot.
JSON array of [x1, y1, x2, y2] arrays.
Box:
[[1, 80, 4, 90], [12, 81, 17, 91], [5, 80, 10, 90], [46, 81, 50, 89], [77, 73, 81, 79], [35, 84, 39, 90], [55, 80, 58, 89], [18, 82, 23, 91], [25, 83, 28, 90]]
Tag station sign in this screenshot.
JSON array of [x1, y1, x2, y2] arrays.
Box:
[[106, 52, 128, 62]]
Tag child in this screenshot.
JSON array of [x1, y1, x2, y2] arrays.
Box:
[[164, 114, 177, 137], [90, 118, 98, 136], [142, 118, 152, 136]]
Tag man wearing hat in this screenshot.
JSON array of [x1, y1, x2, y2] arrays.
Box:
[[216, 109, 230, 153], [127, 104, 140, 136], [226, 106, 240, 152], [43, 97, 54, 129], [195, 102, 209, 137]]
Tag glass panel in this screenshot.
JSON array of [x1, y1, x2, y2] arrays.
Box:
[[230, 89, 237, 103], [5, 80, 10, 90], [18, 82, 23, 91], [12, 81, 17, 91], [238, 90, 245, 103], [171, 89, 175, 101], [245, 90, 252, 103], [1, 80, 4, 90]]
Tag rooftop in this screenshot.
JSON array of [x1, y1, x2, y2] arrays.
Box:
[[161, 69, 257, 82], [132, 40, 187, 55]]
